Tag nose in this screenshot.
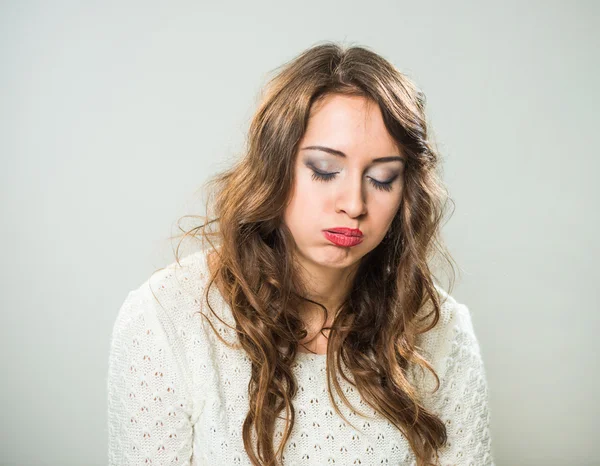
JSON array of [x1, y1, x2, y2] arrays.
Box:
[[334, 171, 368, 218]]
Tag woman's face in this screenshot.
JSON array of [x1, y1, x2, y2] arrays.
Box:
[[283, 93, 405, 270]]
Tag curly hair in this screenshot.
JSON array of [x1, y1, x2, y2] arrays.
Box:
[[167, 41, 458, 466]]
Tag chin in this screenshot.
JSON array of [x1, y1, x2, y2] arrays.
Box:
[[313, 245, 363, 266]]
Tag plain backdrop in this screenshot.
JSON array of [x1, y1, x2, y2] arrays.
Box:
[[1, 1, 598, 465]]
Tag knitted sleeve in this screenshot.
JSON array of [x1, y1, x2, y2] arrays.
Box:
[[107, 289, 195, 466], [428, 303, 495, 466]]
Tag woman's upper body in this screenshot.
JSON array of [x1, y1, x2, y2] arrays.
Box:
[[107, 248, 495, 466]]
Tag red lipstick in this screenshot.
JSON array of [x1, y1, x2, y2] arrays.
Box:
[[323, 227, 363, 247], [326, 227, 363, 237]]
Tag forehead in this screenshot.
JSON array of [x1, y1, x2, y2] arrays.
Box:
[[303, 94, 400, 154]]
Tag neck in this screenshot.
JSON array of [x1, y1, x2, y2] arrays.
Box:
[[295, 254, 359, 321]]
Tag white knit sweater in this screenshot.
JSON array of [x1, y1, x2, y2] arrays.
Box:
[[107, 249, 495, 465]]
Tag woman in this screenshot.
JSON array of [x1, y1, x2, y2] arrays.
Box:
[[107, 42, 495, 466]]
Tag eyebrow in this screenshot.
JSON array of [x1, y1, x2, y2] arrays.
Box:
[[300, 145, 405, 164]]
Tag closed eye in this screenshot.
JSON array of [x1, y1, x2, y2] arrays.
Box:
[[310, 169, 397, 193]]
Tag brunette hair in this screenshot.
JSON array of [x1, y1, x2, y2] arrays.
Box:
[[167, 41, 458, 466]]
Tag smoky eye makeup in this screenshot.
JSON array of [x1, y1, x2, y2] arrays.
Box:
[[305, 161, 337, 174], [305, 160, 402, 193], [302, 155, 334, 169], [305, 160, 400, 181]]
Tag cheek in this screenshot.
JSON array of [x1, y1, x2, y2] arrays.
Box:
[[284, 176, 321, 230], [296, 173, 331, 211], [371, 192, 402, 231], [371, 187, 402, 212], [285, 178, 332, 242]]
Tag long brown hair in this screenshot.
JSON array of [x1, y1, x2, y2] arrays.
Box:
[[168, 41, 458, 466]]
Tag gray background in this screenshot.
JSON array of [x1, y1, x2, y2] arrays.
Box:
[[1, 1, 598, 465]]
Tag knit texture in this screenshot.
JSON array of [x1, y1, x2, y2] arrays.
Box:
[[107, 249, 495, 465]]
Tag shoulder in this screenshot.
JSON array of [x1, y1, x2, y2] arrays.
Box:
[[413, 283, 480, 379], [111, 249, 214, 348], [109, 248, 219, 401], [431, 282, 475, 337], [130, 249, 211, 305]]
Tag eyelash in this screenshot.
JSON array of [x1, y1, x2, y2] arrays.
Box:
[[310, 170, 396, 192]]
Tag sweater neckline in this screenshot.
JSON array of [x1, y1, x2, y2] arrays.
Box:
[[296, 351, 327, 363]]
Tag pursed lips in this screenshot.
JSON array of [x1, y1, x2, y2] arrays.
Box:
[[325, 228, 363, 237]]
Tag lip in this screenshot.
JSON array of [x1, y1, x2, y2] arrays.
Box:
[[324, 227, 363, 237], [323, 230, 364, 247]]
